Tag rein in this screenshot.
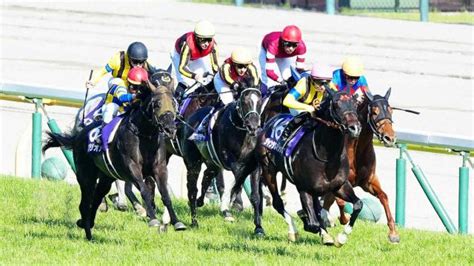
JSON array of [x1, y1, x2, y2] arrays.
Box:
[[367, 98, 393, 141]]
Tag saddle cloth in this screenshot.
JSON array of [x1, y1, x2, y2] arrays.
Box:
[[263, 114, 308, 158], [87, 116, 123, 154]]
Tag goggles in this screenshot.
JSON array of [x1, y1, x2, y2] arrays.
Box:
[[282, 41, 299, 48]]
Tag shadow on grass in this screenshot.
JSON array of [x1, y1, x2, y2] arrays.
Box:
[[21, 216, 121, 231], [24, 230, 124, 244]]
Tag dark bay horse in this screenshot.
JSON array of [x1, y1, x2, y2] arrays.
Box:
[[43, 83, 186, 240], [180, 86, 262, 227], [246, 87, 362, 246], [323, 88, 400, 243], [161, 75, 226, 207]]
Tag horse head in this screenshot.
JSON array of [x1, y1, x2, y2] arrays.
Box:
[[325, 86, 361, 138], [364, 88, 396, 147], [141, 82, 177, 139], [236, 87, 262, 136]]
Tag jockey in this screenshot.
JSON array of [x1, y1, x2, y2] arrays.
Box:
[[259, 25, 307, 93], [101, 67, 148, 126], [189, 47, 259, 142], [329, 56, 369, 102], [86, 41, 155, 90], [172, 20, 219, 101], [213, 47, 259, 105], [278, 63, 333, 148]]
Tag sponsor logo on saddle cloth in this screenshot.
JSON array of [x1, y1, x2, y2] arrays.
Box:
[[87, 116, 123, 154], [263, 115, 308, 157]]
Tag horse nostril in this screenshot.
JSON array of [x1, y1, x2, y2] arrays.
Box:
[[383, 135, 395, 146], [348, 125, 361, 137]]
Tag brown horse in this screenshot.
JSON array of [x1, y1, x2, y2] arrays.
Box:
[[323, 88, 400, 243]]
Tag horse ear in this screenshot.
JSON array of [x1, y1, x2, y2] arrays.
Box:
[[384, 87, 392, 100], [364, 89, 374, 102], [147, 80, 157, 93]]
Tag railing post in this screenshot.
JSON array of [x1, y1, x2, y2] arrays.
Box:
[[420, 0, 429, 22], [31, 98, 43, 179], [243, 177, 252, 198], [458, 152, 470, 234], [403, 149, 457, 234], [396, 144, 407, 227], [326, 0, 336, 15], [39, 105, 76, 173]]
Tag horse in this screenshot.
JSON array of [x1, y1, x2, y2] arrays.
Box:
[[180, 85, 262, 227], [42, 81, 186, 240], [162, 74, 227, 206], [242, 86, 362, 246], [322, 88, 400, 243]]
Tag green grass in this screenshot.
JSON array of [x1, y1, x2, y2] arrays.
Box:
[[0, 176, 472, 264], [187, 0, 473, 25], [340, 10, 474, 25]]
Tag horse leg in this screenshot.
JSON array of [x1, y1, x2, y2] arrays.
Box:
[[333, 181, 363, 246], [264, 168, 297, 242], [125, 181, 147, 218], [197, 167, 215, 207], [154, 164, 186, 231], [365, 176, 400, 243], [321, 193, 345, 227], [298, 191, 321, 234], [89, 174, 115, 228], [132, 176, 160, 227], [75, 156, 99, 241], [249, 167, 264, 237], [312, 194, 335, 245], [185, 161, 201, 228], [219, 170, 236, 222]]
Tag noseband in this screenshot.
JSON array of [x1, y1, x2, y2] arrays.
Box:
[[367, 98, 393, 141], [231, 88, 261, 131]]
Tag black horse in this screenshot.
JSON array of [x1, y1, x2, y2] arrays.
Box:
[[242, 87, 362, 246], [43, 81, 186, 240], [180, 85, 262, 227]]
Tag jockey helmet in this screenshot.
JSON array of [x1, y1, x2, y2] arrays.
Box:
[[128, 67, 149, 85], [231, 47, 252, 65], [310, 63, 333, 81], [342, 56, 364, 77], [281, 25, 302, 43], [127, 42, 148, 62], [194, 20, 215, 38]]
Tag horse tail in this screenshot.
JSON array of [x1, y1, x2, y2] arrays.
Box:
[[42, 131, 76, 153]]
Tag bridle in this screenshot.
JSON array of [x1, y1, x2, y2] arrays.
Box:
[[232, 88, 261, 132], [367, 97, 393, 142]]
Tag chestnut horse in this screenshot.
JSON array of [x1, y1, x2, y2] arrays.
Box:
[[323, 88, 400, 243]]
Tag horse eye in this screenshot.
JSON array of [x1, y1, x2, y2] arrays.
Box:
[[372, 107, 380, 115]]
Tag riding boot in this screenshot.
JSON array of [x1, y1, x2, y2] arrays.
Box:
[[174, 82, 187, 102], [189, 107, 214, 141], [277, 112, 309, 151]]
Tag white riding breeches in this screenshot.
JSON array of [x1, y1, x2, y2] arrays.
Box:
[[171, 50, 213, 87], [102, 102, 119, 124], [213, 74, 234, 105], [258, 47, 297, 88]]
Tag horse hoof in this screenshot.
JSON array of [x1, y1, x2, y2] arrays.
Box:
[[335, 233, 347, 247], [174, 222, 187, 231], [191, 220, 199, 228], [287, 232, 299, 243], [197, 199, 204, 207], [98, 202, 108, 212], [223, 211, 235, 222], [134, 204, 147, 218], [232, 203, 244, 212], [321, 233, 335, 246], [158, 224, 168, 233], [254, 228, 265, 237], [389, 234, 400, 243], [148, 219, 161, 227], [85, 230, 92, 241]]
